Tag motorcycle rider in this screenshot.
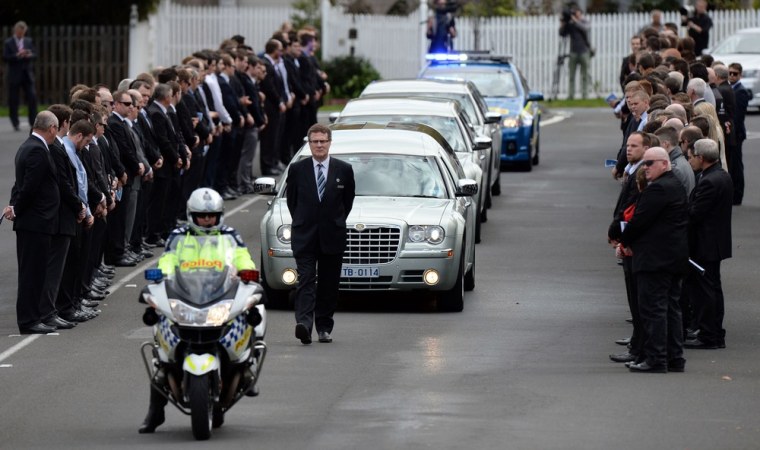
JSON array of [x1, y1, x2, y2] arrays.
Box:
[[139, 188, 256, 434]]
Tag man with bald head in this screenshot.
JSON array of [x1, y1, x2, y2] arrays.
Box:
[[664, 103, 687, 124], [620, 147, 689, 372]]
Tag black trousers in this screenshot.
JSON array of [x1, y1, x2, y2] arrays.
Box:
[[15, 230, 52, 328], [729, 139, 745, 204], [58, 226, 83, 313], [147, 177, 170, 241], [214, 128, 239, 193], [40, 234, 72, 320], [8, 72, 37, 128], [259, 110, 282, 174], [105, 184, 133, 263], [686, 260, 725, 345], [294, 251, 343, 334], [622, 257, 642, 356], [203, 133, 223, 188], [636, 271, 684, 367]]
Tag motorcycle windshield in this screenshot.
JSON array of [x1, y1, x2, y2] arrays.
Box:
[[164, 234, 239, 306]]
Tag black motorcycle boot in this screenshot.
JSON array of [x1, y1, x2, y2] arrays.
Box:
[[138, 388, 167, 434]]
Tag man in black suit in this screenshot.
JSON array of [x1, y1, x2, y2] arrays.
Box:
[[729, 63, 750, 205], [260, 39, 287, 176], [607, 132, 650, 364], [684, 139, 733, 349], [2, 21, 37, 131], [3, 111, 60, 334], [286, 124, 355, 344], [620, 147, 689, 373]]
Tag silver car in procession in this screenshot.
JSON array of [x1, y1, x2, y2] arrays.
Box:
[[358, 78, 503, 200], [255, 123, 479, 312], [330, 96, 491, 243]]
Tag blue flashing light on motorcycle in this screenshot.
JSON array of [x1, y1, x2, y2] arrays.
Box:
[[144, 268, 164, 282]]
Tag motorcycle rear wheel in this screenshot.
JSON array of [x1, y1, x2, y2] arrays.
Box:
[[188, 375, 213, 440]]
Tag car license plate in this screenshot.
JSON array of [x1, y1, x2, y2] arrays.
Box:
[[341, 266, 379, 278]]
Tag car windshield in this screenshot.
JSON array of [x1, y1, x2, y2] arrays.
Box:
[[423, 67, 519, 97], [712, 33, 760, 54], [337, 115, 468, 152], [163, 234, 239, 306], [341, 153, 447, 198], [365, 92, 480, 125]]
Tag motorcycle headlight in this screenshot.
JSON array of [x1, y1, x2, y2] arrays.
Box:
[[277, 224, 292, 244], [408, 225, 445, 244], [169, 299, 234, 327]]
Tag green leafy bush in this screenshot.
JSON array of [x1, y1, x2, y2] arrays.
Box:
[[322, 55, 381, 99]]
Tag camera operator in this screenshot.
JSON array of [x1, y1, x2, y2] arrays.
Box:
[[427, 0, 457, 53], [559, 5, 591, 100], [681, 0, 712, 56]]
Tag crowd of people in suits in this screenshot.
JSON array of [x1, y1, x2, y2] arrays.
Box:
[[4, 25, 330, 334], [604, 22, 745, 372]]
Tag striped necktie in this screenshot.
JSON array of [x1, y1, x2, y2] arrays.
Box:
[[317, 163, 326, 201]]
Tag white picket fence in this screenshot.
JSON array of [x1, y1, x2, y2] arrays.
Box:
[[134, 1, 760, 99]]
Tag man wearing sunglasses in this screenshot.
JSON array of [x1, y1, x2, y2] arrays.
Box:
[[619, 147, 689, 373], [728, 63, 750, 206]]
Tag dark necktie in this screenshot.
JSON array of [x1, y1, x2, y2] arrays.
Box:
[[317, 164, 325, 201]]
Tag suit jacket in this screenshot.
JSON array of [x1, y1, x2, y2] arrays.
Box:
[[2, 36, 35, 83], [219, 75, 242, 127], [733, 82, 750, 141], [148, 102, 181, 177], [620, 171, 688, 274], [283, 55, 306, 101], [98, 134, 122, 182], [608, 164, 641, 241], [181, 91, 211, 142], [688, 163, 733, 262], [286, 156, 355, 256], [136, 109, 161, 165], [716, 81, 736, 146], [10, 134, 60, 234], [49, 139, 81, 237], [175, 97, 198, 149], [260, 57, 284, 114], [107, 113, 141, 183], [237, 71, 266, 126], [85, 141, 112, 207]]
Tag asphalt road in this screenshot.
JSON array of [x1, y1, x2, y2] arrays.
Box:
[[0, 109, 759, 449]]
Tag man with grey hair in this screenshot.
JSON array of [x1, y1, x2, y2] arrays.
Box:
[[3, 21, 38, 131], [686, 78, 707, 106], [683, 138, 732, 349], [655, 126, 694, 196], [3, 111, 62, 333], [619, 147, 689, 372]]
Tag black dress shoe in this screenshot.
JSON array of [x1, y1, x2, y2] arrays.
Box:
[[625, 317, 633, 324], [615, 337, 631, 346], [628, 361, 667, 373], [295, 323, 311, 344], [145, 237, 166, 247], [44, 315, 77, 329], [81, 299, 101, 308], [684, 338, 718, 349], [318, 331, 332, 343], [114, 257, 137, 267], [686, 328, 699, 340], [85, 290, 106, 301], [60, 309, 87, 323], [668, 358, 686, 373], [609, 352, 636, 363], [138, 408, 165, 434], [19, 323, 57, 334]]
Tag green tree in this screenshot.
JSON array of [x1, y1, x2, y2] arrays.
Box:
[[461, 0, 519, 16]]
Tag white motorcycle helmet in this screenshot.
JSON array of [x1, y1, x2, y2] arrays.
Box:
[[186, 188, 224, 234]]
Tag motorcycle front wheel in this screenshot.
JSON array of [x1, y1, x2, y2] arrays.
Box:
[[188, 375, 213, 440]]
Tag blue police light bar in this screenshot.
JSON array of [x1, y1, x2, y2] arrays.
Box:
[[145, 268, 164, 281], [426, 53, 469, 62]]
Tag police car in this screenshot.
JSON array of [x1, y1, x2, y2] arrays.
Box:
[[419, 52, 544, 171]]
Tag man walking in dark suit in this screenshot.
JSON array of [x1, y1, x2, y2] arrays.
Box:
[[620, 147, 689, 373], [684, 139, 733, 349], [3, 111, 60, 334], [2, 21, 38, 131], [286, 124, 355, 344]]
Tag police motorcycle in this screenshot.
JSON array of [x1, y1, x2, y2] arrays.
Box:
[[138, 233, 267, 440]]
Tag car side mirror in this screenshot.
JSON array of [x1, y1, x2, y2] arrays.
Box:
[[254, 177, 277, 195], [473, 136, 492, 151], [328, 112, 340, 124], [484, 112, 501, 124], [456, 179, 479, 196], [526, 91, 544, 103]]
